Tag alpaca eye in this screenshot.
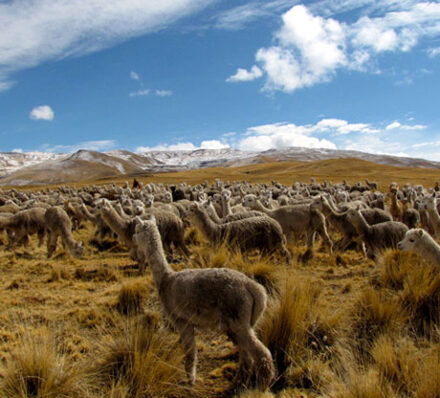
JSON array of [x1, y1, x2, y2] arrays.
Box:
[[409, 239, 414, 243]]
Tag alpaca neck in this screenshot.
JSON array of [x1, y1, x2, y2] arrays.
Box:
[[254, 199, 272, 215], [195, 209, 220, 242], [222, 198, 232, 217], [421, 235, 440, 266], [61, 224, 77, 251], [149, 245, 174, 289], [426, 206, 440, 223], [102, 205, 128, 235], [207, 204, 222, 224], [82, 205, 98, 222], [351, 213, 371, 237]]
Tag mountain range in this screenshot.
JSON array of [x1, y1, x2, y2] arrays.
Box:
[[0, 147, 439, 186]]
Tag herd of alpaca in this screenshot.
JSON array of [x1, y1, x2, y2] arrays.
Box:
[[2, 178, 440, 392]]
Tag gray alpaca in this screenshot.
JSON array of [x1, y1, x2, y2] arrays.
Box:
[[133, 216, 275, 392]]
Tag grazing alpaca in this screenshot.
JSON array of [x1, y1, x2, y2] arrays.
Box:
[[4, 208, 46, 249], [398, 228, 440, 266], [189, 202, 291, 263], [346, 208, 408, 260], [133, 217, 275, 391], [45, 207, 84, 258]]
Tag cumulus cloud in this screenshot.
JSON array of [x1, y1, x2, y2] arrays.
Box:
[[0, 0, 213, 90], [236, 122, 337, 151], [316, 118, 380, 135], [229, 2, 440, 93], [226, 66, 263, 82], [29, 105, 54, 121], [130, 71, 139, 80]]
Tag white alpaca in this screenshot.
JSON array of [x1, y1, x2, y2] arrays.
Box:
[[398, 228, 440, 266], [133, 216, 275, 391]]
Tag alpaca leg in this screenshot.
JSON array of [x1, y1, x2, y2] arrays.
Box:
[[175, 321, 197, 385], [227, 330, 254, 391], [318, 225, 333, 253], [37, 230, 45, 247], [229, 325, 275, 391], [47, 233, 58, 258], [306, 231, 316, 249]]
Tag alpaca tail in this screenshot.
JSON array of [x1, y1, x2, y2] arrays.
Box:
[[247, 281, 267, 327]]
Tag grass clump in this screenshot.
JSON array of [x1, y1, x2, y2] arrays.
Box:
[[258, 274, 339, 392], [0, 329, 86, 398], [116, 280, 148, 316], [93, 316, 194, 398]]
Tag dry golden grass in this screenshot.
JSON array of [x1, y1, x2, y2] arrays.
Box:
[[1, 163, 440, 397]]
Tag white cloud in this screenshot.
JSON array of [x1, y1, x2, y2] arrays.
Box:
[[29, 105, 54, 121], [155, 89, 173, 97], [427, 47, 440, 57], [214, 0, 296, 30], [230, 2, 440, 93], [200, 140, 229, 149], [226, 65, 263, 82], [236, 122, 337, 151], [316, 118, 380, 135], [130, 71, 139, 80], [129, 89, 150, 97], [0, 0, 214, 90], [136, 139, 229, 152], [12, 148, 23, 153], [41, 139, 117, 153], [386, 121, 427, 130]]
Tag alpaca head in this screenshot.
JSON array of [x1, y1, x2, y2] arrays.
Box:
[[398, 228, 425, 251], [242, 194, 257, 208], [144, 194, 154, 208], [163, 192, 173, 203], [133, 216, 162, 256], [421, 195, 437, 211], [221, 189, 231, 202]]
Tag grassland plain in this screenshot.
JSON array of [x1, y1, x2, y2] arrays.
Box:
[[0, 159, 439, 397]]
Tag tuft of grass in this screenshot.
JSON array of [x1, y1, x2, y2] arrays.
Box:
[[92, 317, 196, 398], [116, 280, 148, 316], [399, 265, 440, 337], [0, 329, 86, 398], [347, 287, 407, 361], [373, 249, 422, 290], [371, 335, 419, 395], [328, 368, 397, 398], [74, 265, 118, 282], [258, 274, 339, 391]]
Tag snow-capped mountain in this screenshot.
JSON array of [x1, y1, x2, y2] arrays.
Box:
[[0, 147, 439, 185]]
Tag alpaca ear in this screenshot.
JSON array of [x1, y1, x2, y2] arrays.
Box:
[[416, 229, 424, 238]]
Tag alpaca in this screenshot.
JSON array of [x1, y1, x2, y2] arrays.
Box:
[[421, 195, 440, 238], [44, 207, 84, 258], [243, 194, 333, 253], [189, 202, 291, 263], [398, 228, 440, 266], [346, 208, 408, 260], [389, 187, 404, 222], [4, 208, 46, 249], [133, 217, 275, 391]]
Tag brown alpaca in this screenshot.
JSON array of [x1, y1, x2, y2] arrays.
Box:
[[133, 217, 275, 391], [45, 207, 85, 258], [4, 208, 46, 249], [389, 187, 404, 221]]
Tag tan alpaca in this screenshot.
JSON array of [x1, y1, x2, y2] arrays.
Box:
[[4, 208, 46, 249], [189, 202, 291, 263], [388, 187, 404, 222], [398, 228, 440, 266], [45, 207, 85, 258], [421, 195, 440, 239], [133, 216, 275, 391]]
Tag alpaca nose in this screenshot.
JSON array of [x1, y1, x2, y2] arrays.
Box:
[[397, 242, 403, 250]]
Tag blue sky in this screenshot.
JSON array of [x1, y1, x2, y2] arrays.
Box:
[[1, 0, 440, 160]]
